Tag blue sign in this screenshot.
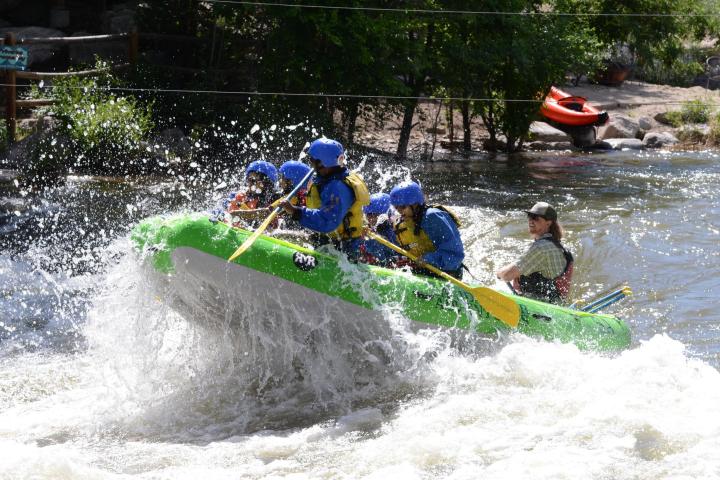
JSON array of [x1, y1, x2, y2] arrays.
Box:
[[0, 46, 28, 71]]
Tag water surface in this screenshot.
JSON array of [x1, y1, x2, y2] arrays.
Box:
[[1, 148, 719, 479]]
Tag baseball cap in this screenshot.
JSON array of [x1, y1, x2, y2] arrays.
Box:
[[525, 202, 557, 221]]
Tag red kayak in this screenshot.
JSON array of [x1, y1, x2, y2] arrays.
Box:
[[540, 86, 609, 127]]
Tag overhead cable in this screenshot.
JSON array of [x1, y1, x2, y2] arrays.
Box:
[[6, 82, 720, 106], [204, 0, 720, 18]]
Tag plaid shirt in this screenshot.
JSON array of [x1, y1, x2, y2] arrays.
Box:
[[516, 233, 567, 279]]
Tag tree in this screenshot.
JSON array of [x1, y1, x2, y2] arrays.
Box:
[[554, 0, 720, 70], [434, 0, 599, 152]]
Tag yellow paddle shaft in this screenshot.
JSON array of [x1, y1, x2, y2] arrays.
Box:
[[365, 231, 520, 327]]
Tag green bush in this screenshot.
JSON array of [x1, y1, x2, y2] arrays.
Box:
[[665, 99, 711, 126], [30, 60, 154, 174], [707, 111, 720, 145], [637, 45, 707, 87], [0, 119, 7, 154], [676, 126, 706, 144]]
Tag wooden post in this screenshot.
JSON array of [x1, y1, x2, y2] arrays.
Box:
[[128, 28, 138, 64], [5, 32, 16, 144]]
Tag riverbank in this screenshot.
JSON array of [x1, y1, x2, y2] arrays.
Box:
[[4, 80, 718, 184], [354, 80, 720, 157]]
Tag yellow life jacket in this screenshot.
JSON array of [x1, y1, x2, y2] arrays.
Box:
[[306, 171, 370, 240], [393, 205, 461, 258]]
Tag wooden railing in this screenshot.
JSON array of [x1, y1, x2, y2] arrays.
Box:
[[1, 30, 256, 145], [2, 30, 139, 143]]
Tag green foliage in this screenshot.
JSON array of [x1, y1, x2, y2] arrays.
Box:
[[38, 61, 154, 173], [665, 99, 712, 126], [638, 44, 709, 86], [640, 58, 704, 87], [676, 126, 706, 144], [0, 119, 7, 154], [434, 0, 600, 151], [256, 1, 409, 143], [127, 0, 720, 156], [707, 110, 720, 145], [554, 0, 720, 74]]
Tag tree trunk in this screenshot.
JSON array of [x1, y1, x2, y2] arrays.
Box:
[[183, 0, 199, 36], [344, 102, 360, 146], [461, 99, 471, 151], [447, 101, 454, 143], [396, 100, 417, 160], [428, 100, 442, 161], [396, 23, 435, 160]]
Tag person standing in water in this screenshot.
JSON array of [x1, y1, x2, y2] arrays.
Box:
[[496, 202, 574, 304]]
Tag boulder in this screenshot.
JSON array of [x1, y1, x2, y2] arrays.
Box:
[[102, 4, 137, 34], [674, 127, 706, 145], [4, 131, 38, 169], [568, 126, 597, 148], [592, 141, 614, 150], [152, 128, 193, 159], [599, 115, 640, 139], [654, 112, 673, 125], [425, 126, 446, 135], [637, 116, 653, 131], [529, 122, 571, 142], [603, 138, 644, 150], [643, 131, 680, 148], [483, 136, 507, 152], [16, 115, 58, 135], [525, 141, 575, 151]]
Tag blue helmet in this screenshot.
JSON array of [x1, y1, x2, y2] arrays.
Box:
[[307, 138, 344, 167], [279, 160, 312, 188], [363, 193, 391, 215], [390, 181, 424, 206], [245, 160, 278, 184]]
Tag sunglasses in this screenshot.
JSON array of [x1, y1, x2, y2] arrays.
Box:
[[527, 213, 544, 220]]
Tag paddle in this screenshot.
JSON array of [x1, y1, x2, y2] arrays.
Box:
[[583, 286, 632, 313], [365, 231, 521, 328], [572, 285, 631, 312], [569, 282, 625, 309], [228, 167, 315, 262]]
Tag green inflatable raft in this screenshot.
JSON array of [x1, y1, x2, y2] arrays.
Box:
[[131, 213, 631, 351]]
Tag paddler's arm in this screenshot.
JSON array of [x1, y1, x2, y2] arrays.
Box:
[[496, 263, 520, 282], [498, 243, 544, 281], [281, 182, 352, 233], [421, 210, 464, 272]]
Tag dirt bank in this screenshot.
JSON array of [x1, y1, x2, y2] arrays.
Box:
[[354, 80, 720, 157], [567, 81, 720, 122]]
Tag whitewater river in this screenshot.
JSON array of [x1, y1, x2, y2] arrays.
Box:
[[1, 149, 719, 479]]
